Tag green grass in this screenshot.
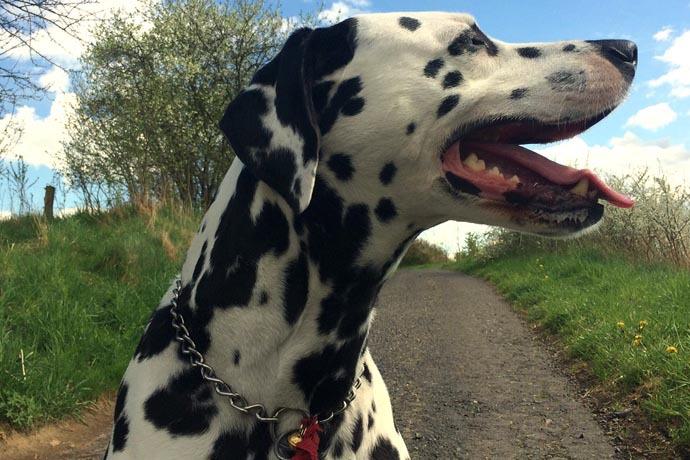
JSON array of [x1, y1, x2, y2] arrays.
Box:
[[0, 206, 199, 429], [454, 247, 690, 451]]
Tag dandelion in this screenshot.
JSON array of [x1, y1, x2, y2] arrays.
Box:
[[638, 320, 648, 331], [616, 321, 625, 330], [666, 346, 678, 354], [632, 335, 642, 347]]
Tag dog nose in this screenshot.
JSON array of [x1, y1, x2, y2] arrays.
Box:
[[587, 39, 637, 81], [599, 40, 637, 65]]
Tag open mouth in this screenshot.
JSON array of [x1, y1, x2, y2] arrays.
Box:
[[441, 116, 633, 228]]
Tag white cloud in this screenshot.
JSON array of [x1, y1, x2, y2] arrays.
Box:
[[650, 30, 690, 98], [625, 102, 677, 131], [653, 26, 674, 42], [319, 0, 371, 23], [0, 90, 76, 167], [38, 66, 70, 93], [536, 132, 690, 187]]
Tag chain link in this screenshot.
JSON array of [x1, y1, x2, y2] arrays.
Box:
[[169, 279, 362, 426]]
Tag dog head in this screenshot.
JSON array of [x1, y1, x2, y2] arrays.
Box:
[[220, 12, 636, 237]]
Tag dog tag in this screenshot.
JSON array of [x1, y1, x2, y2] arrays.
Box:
[[274, 429, 301, 459]]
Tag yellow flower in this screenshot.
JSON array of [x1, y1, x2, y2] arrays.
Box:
[[616, 321, 625, 330], [632, 335, 642, 347], [638, 320, 648, 330], [666, 346, 678, 354]]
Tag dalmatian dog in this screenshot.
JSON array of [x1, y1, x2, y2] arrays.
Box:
[[105, 12, 636, 460]]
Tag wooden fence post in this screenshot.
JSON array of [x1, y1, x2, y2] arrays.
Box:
[[44, 185, 55, 220]]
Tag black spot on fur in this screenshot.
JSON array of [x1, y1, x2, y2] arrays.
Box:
[[437, 95, 459, 117], [144, 368, 218, 436], [208, 424, 271, 459], [284, 252, 309, 324], [293, 335, 368, 414], [351, 415, 364, 452], [219, 89, 270, 154], [362, 363, 372, 383], [259, 290, 269, 304], [342, 97, 365, 116], [445, 172, 481, 195], [135, 306, 175, 362], [546, 70, 587, 92], [398, 16, 420, 31], [209, 431, 247, 459], [112, 383, 130, 452], [293, 178, 302, 198], [375, 198, 397, 223], [379, 163, 397, 185], [371, 400, 377, 412], [448, 25, 498, 56], [320, 77, 364, 134], [333, 439, 344, 457], [328, 153, 355, 181], [423, 58, 444, 78], [112, 414, 129, 452], [442, 71, 463, 89], [405, 123, 416, 135], [195, 169, 289, 313], [563, 43, 576, 52], [312, 19, 359, 81], [233, 349, 241, 365], [114, 383, 128, 422], [191, 241, 208, 282], [371, 437, 401, 460], [510, 88, 528, 99], [517, 47, 541, 58], [313, 81, 334, 115], [368, 411, 375, 430]]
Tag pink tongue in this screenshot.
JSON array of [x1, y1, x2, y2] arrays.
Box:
[[443, 142, 635, 209]]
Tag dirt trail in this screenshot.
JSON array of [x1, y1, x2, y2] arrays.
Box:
[[1, 269, 617, 459]]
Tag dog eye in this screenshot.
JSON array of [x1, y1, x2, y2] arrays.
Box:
[[471, 37, 486, 47]]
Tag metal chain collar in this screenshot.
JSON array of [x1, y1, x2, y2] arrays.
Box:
[[169, 279, 363, 426]]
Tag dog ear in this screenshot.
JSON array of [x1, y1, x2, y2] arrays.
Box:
[[219, 28, 319, 213]]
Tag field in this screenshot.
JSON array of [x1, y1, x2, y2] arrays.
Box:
[[455, 246, 690, 451], [0, 206, 199, 428]]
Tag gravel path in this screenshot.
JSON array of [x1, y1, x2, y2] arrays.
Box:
[[0, 269, 616, 459], [369, 269, 615, 459]]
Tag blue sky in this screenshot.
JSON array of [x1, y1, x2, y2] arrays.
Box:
[[1, 0, 689, 252]]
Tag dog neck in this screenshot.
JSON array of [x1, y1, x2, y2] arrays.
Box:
[[177, 158, 419, 417]]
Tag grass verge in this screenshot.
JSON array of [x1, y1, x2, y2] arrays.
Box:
[[454, 247, 690, 452], [0, 205, 199, 429]]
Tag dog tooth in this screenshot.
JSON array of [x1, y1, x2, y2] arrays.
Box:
[[466, 154, 486, 172], [488, 166, 502, 177], [464, 153, 479, 167], [571, 178, 589, 196], [508, 175, 520, 184]]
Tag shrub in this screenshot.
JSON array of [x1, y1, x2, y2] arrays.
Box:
[[401, 239, 448, 266]]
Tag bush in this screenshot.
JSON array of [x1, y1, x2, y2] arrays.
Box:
[[400, 239, 448, 266]]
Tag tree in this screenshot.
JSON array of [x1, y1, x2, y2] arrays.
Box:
[[62, 0, 288, 207], [0, 0, 92, 115]]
